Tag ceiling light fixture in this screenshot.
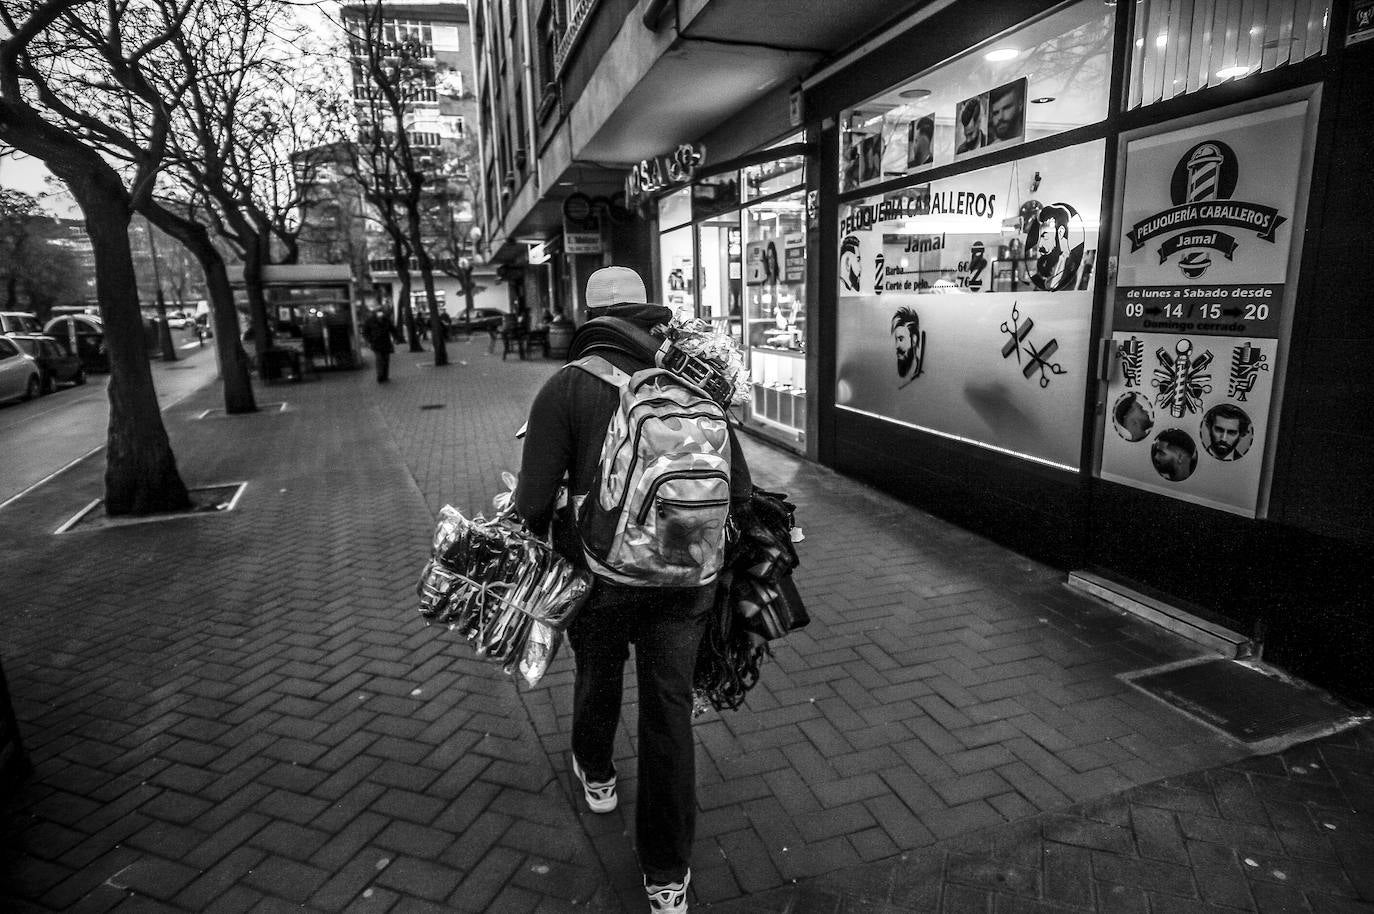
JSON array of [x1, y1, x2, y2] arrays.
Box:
[[1030, 96, 1055, 104], [899, 88, 931, 99], [1216, 65, 1252, 79], [984, 47, 1020, 61]]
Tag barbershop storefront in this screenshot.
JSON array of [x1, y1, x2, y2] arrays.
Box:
[[645, 139, 812, 451], [806, 0, 1374, 701]]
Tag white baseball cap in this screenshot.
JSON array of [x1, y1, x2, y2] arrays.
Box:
[[584, 266, 647, 310]]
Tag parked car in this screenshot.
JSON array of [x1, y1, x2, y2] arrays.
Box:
[[9, 334, 85, 392], [0, 336, 41, 403], [44, 313, 108, 373], [167, 310, 191, 329], [448, 307, 507, 336], [0, 311, 43, 336]]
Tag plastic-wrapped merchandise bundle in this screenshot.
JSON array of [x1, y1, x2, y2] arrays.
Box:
[[417, 505, 592, 686]]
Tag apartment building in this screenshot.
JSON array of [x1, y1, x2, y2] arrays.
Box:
[[337, 1, 496, 320]]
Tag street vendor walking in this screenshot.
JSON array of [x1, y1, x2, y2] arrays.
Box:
[[513, 266, 752, 914]]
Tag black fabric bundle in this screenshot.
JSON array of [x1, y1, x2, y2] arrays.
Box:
[[692, 486, 808, 716]]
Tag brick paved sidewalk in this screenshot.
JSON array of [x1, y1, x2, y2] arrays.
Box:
[[0, 341, 1366, 913]]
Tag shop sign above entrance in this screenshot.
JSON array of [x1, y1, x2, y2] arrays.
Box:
[[562, 192, 603, 255], [625, 143, 705, 206]]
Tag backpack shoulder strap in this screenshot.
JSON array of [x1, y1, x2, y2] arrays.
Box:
[[565, 355, 631, 390]]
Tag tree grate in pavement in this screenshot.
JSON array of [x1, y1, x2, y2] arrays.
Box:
[[54, 482, 247, 534], [1124, 658, 1366, 746], [197, 402, 287, 419]]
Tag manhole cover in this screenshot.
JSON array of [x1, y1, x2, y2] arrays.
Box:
[[1128, 659, 1359, 743], [420, 404, 446, 410]]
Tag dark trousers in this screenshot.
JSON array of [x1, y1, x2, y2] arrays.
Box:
[[373, 349, 391, 382], [568, 582, 711, 885]]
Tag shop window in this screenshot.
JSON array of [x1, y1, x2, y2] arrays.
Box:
[[744, 153, 805, 202], [744, 190, 808, 435], [658, 187, 692, 231], [833, 140, 1107, 470], [693, 173, 741, 221], [1128, 0, 1329, 110], [839, 0, 1113, 194], [658, 225, 694, 320]]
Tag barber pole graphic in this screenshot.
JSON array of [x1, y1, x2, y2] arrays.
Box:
[[1185, 144, 1224, 203], [1152, 338, 1213, 418], [1228, 342, 1269, 401], [873, 251, 886, 296]]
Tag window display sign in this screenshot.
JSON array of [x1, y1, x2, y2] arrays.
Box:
[[1099, 99, 1312, 516], [834, 142, 1105, 470], [1101, 332, 1277, 513], [1112, 102, 1306, 338]]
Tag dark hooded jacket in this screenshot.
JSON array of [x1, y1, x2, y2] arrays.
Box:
[[512, 303, 751, 575]]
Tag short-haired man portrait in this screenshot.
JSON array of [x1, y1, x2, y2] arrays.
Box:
[[891, 307, 926, 389], [1201, 403, 1253, 461], [988, 78, 1026, 145], [907, 115, 934, 167], [1151, 428, 1198, 482], [1112, 392, 1153, 442], [1029, 202, 1085, 292], [955, 94, 986, 154]]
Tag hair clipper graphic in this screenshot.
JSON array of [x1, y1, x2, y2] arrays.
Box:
[[1117, 336, 1144, 388], [1228, 342, 1269, 402]]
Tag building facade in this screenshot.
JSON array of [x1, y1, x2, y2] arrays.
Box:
[[338, 0, 498, 321], [473, 0, 1373, 705]]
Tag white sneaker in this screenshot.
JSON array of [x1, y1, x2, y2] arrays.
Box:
[[571, 755, 617, 813], [644, 870, 689, 914]]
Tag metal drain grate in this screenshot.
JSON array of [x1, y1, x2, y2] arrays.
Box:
[[419, 403, 446, 410], [1127, 659, 1360, 744]]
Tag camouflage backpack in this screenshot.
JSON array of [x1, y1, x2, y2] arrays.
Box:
[[569, 355, 732, 587]]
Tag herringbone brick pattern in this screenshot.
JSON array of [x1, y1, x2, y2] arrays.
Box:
[[0, 342, 1353, 914], [707, 721, 1374, 912]]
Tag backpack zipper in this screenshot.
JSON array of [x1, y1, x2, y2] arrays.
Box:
[[610, 410, 727, 514], [635, 470, 730, 524]]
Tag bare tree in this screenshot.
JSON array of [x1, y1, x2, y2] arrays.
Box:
[[0, 0, 192, 515], [162, 0, 348, 360], [340, 0, 448, 365]]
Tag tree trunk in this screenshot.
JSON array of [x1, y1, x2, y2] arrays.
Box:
[[142, 202, 256, 414], [242, 244, 273, 361], [404, 191, 446, 366], [389, 230, 422, 351], [68, 165, 191, 515]]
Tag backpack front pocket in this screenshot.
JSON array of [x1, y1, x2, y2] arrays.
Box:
[[623, 461, 730, 571]]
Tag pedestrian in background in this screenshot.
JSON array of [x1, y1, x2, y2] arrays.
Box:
[[362, 306, 395, 383], [513, 266, 752, 914]]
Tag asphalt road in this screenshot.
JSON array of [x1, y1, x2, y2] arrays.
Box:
[[0, 333, 220, 510]]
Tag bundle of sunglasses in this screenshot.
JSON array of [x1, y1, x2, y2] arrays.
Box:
[[417, 505, 592, 687]]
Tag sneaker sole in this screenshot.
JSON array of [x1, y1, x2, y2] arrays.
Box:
[[572, 757, 617, 813]]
